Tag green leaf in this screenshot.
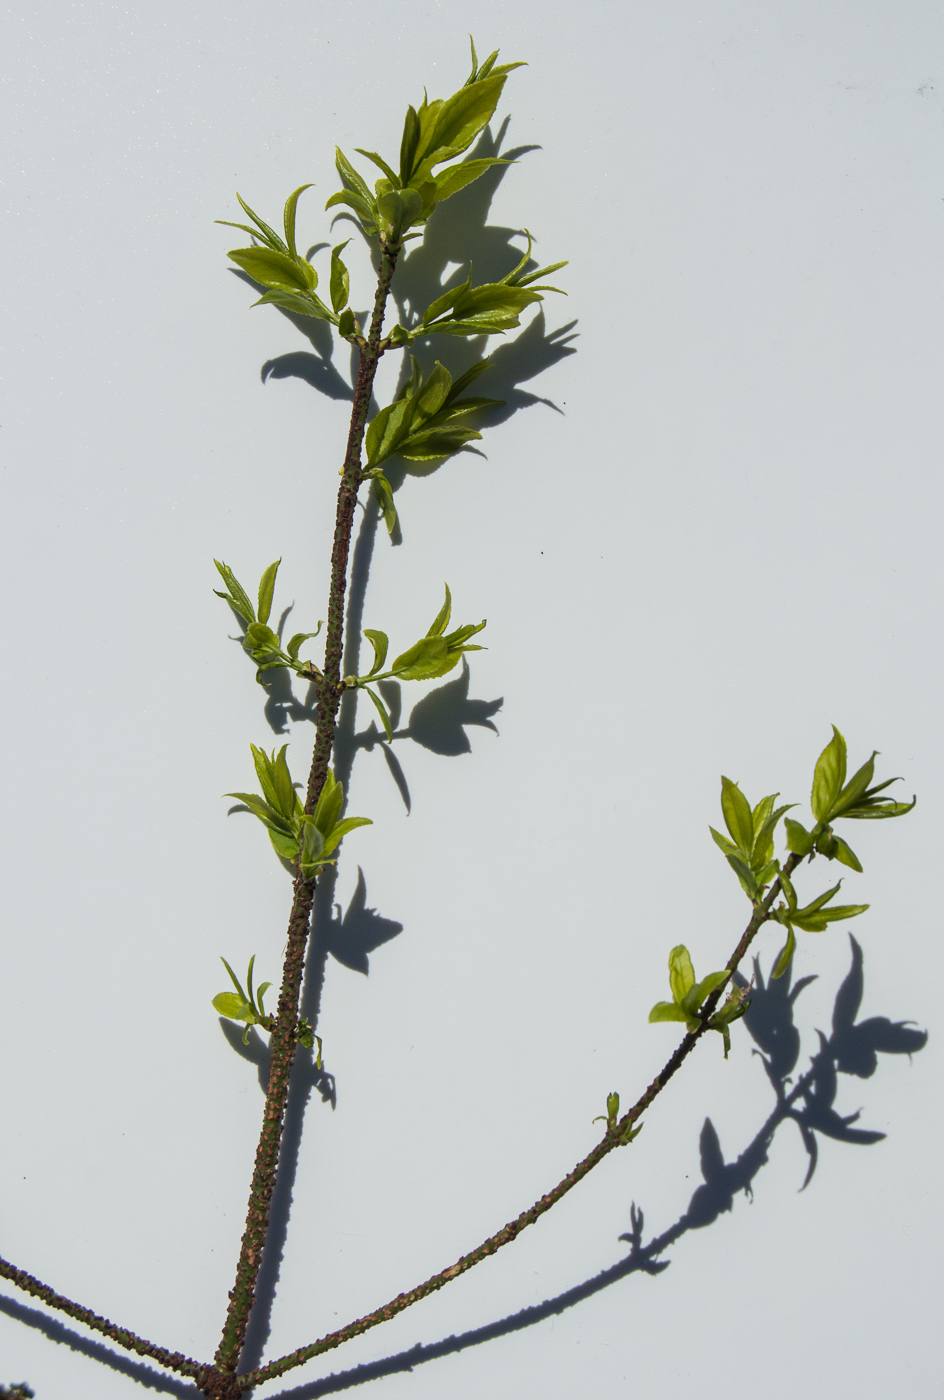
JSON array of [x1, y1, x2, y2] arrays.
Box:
[[283, 183, 314, 259], [330, 240, 351, 312], [338, 307, 357, 338], [324, 188, 374, 225], [321, 815, 373, 858], [376, 187, 424, 236], [433, 157, 510, 202], [391, 634, 452, 681], [648, 1001, 689, 1024], [250, 743, 279, 809], [252, 287, 336, 321], [221, 956, 247, 999], [213, 991, 252, 1020], [830, 751, 876, 818], [778, 865, 798, 912], [606, 1091, 620, 1122], [811, 725, 847, 823], [286, 629, 322, 663], [415, 361, 453, 418], [726, 852, 759, 897], [213, 559, 255, 623], [271, 744, 295, 819], [300, 818, 326, 870], [413, 74, 506, 175], [227, 246, 317, 293], [421, 274, 470, 327], [398, 428, 483, 461], [832, 835, 863, 872], [668, 944, 695, 1006], [371, 474, 398, 534], [333, 148, 373, 204], [256, 559, 280, 626], [235, 192, 287, 252], [843, 789, 916, 819], [362, 684, 394, 740], [709, 825, 741, 859], [399, 103, 421, 184], [244, 621, 282, 659], [785, 817, 815, 856], [312, 770, 344, 838], [363, 628, 389, 676], [720, 776, 754, 857], [397, 430, 481, 461], [681, 970, 728, 1016], [770, 925, 797, 980], [268, 827, 300, 861], [225, 791, 294, 835], [427, 583, 453, 637], [366, 397, 415, 466], [354, 147, 399, 184]]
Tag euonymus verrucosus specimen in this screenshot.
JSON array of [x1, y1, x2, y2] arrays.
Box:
[[0, 43, 915, 1400]]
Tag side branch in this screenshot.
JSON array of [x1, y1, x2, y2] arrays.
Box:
[[0, 1255, 204, 1379], [240, 855, 803, 1389]]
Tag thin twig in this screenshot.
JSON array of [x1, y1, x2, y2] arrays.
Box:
[[238, 855, 802, 1389], [0, 1256, 205, 1379]]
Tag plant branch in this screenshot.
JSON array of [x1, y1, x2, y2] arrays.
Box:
[[0, 1255, 205, 1380], [239, 854, 805, 1388], [213, 238, 401, 1384]]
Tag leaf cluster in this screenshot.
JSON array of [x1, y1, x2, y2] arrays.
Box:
[[709, 781, 792, 902], [220, 188, 353, 327], [212, 955, 275, 1044], [648, 945, 749, 1057], [226, 747, 371, 877], [345, 584, 486, 739], [325, 39, 524, 244], [214, 559, 323, 686], [592, 1091, 643, 1145], [361, 357, 501, 530], [785, 725, 915, 874]]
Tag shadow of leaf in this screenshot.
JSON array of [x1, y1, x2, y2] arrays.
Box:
[[405, 659, 502, 755], [325, 867, 403, 975]]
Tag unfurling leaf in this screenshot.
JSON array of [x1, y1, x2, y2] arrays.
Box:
[[811, 725, 847, 823], [329, 240, 351, 312], [771, 925, 797, 980]]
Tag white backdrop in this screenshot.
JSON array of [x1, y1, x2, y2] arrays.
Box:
[[1, 2, 941, 1396]]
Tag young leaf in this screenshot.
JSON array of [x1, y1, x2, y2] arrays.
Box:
[[320, 815, 373, 859], [283, 183, 314, 259], [227, 246, 317, 293], [271, 744, 295, 819], [256, 559, 280, 626], [235, 192, 288, 251], [363, 684, 394, 740], [832, 835, 863, 872], [785, 817, 815, 857], [427, 584, 453, 637], [213, 559, 255, 623], [811, 725, 847, 823], [213, 991, 251, 1020], [372, 473, 398, 534], [286, 629, 322, 663], [363, 628, 389, 676], [668, 944, 695, 1006], [771, 926, 797, 980], [720, 776, 754, 857], [648, 1001, 689, 1024], [330, 240, 351, 313]]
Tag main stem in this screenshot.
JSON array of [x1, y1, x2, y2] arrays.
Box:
[[211, 242, 399, 1389]]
